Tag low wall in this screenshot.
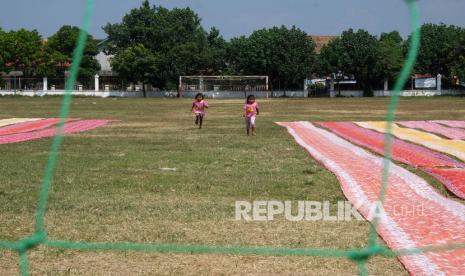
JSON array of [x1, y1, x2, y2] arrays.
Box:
[[270, 91, 309, 98], [373, 90, 465, 97], [1, 89, 463, 98], [0, 90, 308, 98], [330, 90, 465, 97], [0, 90, 178, 98], [331, 91, 364, 97]]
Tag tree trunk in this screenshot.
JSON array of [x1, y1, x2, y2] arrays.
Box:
[[142, 82, 146, 98], [362, 80, 373, 97]]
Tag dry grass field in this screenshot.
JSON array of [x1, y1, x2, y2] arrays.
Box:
[[0, 96, 464, 275]]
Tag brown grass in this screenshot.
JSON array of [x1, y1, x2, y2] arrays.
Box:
[[1, 96, 464, 275]]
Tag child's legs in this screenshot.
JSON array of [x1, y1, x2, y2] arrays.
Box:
[[198, 114, 204, 128], [250, 116, 257, 134], [245, 117, 252, 134]]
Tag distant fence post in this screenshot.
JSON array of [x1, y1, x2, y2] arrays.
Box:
[[95, 74, 100, 92], [437, 74, 442, 91], [178, 76, 183, 98], [329, 79, 335, 98], [43, 77, 48, 91]]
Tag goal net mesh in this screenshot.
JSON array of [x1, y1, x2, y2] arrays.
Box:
[[180, 76, 268, 92], [2, 1, 463, 276]]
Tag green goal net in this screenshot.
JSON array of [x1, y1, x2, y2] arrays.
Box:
[[1, 1, 464, 275]]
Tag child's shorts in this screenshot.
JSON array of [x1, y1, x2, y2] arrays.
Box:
[[246, 116, 256, 128], [195, 112, 205, 117]]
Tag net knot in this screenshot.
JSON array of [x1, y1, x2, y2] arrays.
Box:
[[17, 232, 47, 253], [348, 246, 384, 262]]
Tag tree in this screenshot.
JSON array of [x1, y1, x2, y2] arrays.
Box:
[[316, 29, 378, 96], [110, 44, 157, 97], [203, 27, 228, 74], [411, 23, 462, 76], [103, 0, 211, 89], [376, 31, 404, 84], [0, 29, 43, 76], [228, 26, 315, 90], [315, 39, 344, 77], [227, 36, 253, 75], [48, 25, 100, 83], [35, 47, 68, 78], [0, 28, 68, 81], [0, 28, 4, 73], [103, 0, 205, 54], [449, 30, 465, 84], [0, 28, 5, 89]]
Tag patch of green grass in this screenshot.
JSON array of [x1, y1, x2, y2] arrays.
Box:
[[0, 96, 464, 275]]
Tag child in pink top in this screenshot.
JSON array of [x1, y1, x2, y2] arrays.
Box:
[[191, 93, 209, 129], [243, 95, 259, 136]]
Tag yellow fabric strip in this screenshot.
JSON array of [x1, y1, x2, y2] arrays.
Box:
[[356, 121, 465, 162], [0, 118, 41, 128]]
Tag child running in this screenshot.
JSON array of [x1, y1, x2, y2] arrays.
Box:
[[191, 93, 209, 129], [243, 95, 259, 136]]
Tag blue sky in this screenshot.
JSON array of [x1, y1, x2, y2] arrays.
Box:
[[1, 0, 464, 39]]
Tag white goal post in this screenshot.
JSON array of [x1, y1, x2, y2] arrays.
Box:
[[179, 76, 269, 93]]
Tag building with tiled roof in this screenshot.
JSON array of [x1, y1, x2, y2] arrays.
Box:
[[310, 35, 338, 54]]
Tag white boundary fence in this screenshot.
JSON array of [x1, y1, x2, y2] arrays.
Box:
[[0, 89, 463, 98]]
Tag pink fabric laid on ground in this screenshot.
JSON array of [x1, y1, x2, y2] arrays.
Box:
[[0, 119, 61, 136], [318, 122, 463, 168], [317, 122, 465, 199], [0, 120, 110, 145], [278, 121, 465, 276], [424, 168, 465, 199], [398, 121, 465, 140], [434, 120, 465, 129]]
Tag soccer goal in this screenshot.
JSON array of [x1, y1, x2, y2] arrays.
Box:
[[179, 75, 269, 97]]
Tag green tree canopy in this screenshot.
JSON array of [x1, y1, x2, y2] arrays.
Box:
[[0, 28, 4, 73], [111, 44, 157, 97], [48, 25, 100, 82], [411, 23, 462, 76], [228, 26, 315, 90], [315, 39, 344, 77], [449, 30, 465, 83], [0, 29, 43, 76], [226, 36, 252, 75], [103, 0, 211, 89], [376, 31, 404, 82], [0, 28, 69, 78], [316, 29, 379, 96], [203, 27, 228, 75], [35, 46, 68, 78], [103, 1, 205, 53]]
